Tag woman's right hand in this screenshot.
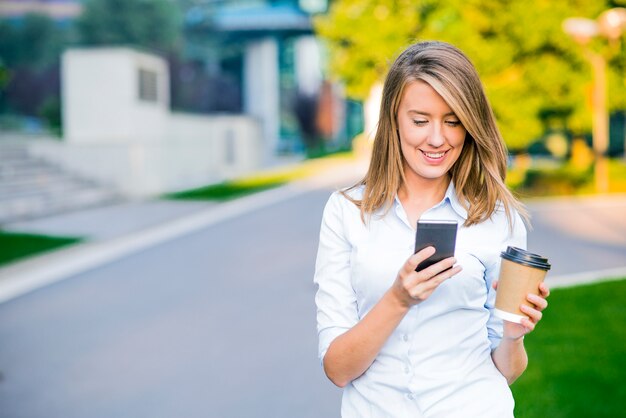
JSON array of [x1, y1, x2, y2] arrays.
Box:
[[390, 246, 462, 308]]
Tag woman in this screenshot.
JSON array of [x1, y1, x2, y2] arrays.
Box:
[[313, 41, 550, 417]]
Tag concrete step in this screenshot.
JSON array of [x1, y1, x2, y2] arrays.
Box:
[[0, 142, 122, 224], [0, 173, 95, 195], [0, 189, 121, 224], [0, 161, 65, 178], [0, 147, 29, 159], [0, 181, 101, 200]]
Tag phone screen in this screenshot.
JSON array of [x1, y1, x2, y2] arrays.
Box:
[[414, 220, 458, 272]]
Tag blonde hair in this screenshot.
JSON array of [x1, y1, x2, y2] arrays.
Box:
[[344, 40, 528, 228]]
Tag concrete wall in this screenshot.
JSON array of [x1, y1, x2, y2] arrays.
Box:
[[62, 48, 169, 143], [29, 115, 263, 197], [244, 38, 279, 164], [54, 47, 265, 197], [294, 36, 322, 97]]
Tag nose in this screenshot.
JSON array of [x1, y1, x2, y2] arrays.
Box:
[[426, 123, 445, 148]]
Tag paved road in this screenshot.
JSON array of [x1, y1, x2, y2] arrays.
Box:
[[0, 188, 625, 417], [0, 188, 342, 418], [527, 196, 626, 277]]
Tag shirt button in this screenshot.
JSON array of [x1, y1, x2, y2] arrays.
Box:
[[402, 334, 409, 342], [404, 365, 410, 374], [407, 393, 415, 400]]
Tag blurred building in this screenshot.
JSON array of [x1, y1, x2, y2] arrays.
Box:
[[0, 0, 363, 157], [0, 0, 82, 20], [184, 0, 362, 157], [0, 0, 364, 221]]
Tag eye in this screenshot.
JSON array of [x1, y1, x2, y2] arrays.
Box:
[[412, 120, 428, 126], [445, 120, 462, 127]]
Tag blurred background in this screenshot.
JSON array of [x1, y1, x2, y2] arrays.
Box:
[[0, 1, 625, 417]]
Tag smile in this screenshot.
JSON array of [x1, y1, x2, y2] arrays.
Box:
[[421, 150, 448, 159]]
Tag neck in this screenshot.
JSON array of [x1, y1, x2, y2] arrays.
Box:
[[398, 171, 450, 205], [398, 170, 451, 226]]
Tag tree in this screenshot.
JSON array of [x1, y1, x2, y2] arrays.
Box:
[[0, 14, 68, 119], [77, 0, 182, 53], [0, 13, 66, 69], [315, 0, 626, 151]]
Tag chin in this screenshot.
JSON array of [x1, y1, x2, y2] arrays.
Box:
[[417, 167, 450, 180]]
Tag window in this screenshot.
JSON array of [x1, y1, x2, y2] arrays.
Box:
[[138, 68, 158, 102], [224, 129, 236, 165]]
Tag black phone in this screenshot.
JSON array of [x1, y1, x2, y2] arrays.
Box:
[[414, 220, 458, 272]]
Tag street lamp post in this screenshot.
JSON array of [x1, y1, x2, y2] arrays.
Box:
[[563, 8, 626, 193]]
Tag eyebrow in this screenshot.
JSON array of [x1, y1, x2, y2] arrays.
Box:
[[409, 110, 457, 117]]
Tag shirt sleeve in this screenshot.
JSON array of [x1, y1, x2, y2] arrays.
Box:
[[484, 210, 527, 350], [314, 192, 360, 364]]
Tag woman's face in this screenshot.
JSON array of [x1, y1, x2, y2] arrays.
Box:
[[396, 80, 466, 184]]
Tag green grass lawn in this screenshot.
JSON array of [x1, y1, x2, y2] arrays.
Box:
[[165, 177, 288, 201], [166, 151, 356, 201], [0, 231, 82, 266], [511, 279, 626, 417]]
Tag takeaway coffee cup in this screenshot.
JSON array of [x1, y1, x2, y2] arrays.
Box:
[[494, 246, 551, 323]]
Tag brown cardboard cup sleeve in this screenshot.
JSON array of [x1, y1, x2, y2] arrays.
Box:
[[494, 246, 551, 324]]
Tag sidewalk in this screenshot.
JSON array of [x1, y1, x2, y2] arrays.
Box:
[[3, 199, 219, 241], [0, 155, 369, 303]]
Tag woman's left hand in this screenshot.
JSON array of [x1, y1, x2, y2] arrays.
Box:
[[501, 282, 550, 340]]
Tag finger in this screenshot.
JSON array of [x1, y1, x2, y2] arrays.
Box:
[[403, 246, 436, 274], [406, 258, 457, 289], [424, 265, 462, 288], [519, 317, 535, 332], [492, 280, 498, 290], [527, 293, 548, 311], [417, 256, 458, 281], [410, 265, 462, 298], [520, 303, 542, 323], [539, 282, 550, 298]]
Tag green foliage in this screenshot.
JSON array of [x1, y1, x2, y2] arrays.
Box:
[[509, 158, 626, 197], [517, 163, 594, 196], [0, 14, 71, 119], [314, 1, 431, 99], [315, 1, 626, 150], [77, 0, 182, 52], [511, 279, 626, 417], [39, 96, 63, 137], [0, 13, 67, 69], [0, 60, 8, 92], [0, 232, 81, 266]]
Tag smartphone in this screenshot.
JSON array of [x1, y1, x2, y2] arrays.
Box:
[[414, 220, 458, 272]]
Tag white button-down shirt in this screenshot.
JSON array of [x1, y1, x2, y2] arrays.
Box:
[[314, 182, 526, 418]]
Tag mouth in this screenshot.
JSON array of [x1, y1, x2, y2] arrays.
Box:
[[420, 150, 449, 161]]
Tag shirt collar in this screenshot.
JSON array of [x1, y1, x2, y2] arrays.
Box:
[[443, 181, 468, 220]]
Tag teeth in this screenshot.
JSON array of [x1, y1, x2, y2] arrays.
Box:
[[424, 151, 445, 158]]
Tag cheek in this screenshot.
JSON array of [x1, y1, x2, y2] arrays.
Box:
[[398, 125, 423, 148], [448, 131, 467, 155], [399, 134, 421, 159], [455, 129, 467, 145]]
